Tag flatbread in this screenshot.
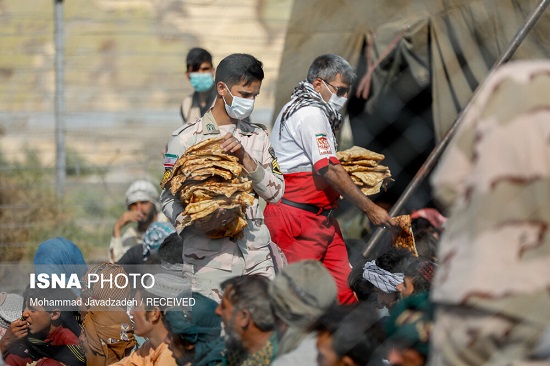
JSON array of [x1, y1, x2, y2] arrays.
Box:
[[189, 167, 234, 181], [185, 137, 225, 155], [351, 171, 388, 187], [336, 146, 385, 162], [342, 164, 390, 173], [391, 215, 418, 256]]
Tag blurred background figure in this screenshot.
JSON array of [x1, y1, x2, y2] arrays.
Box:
[[312, 302, 386, 366], [110, 180, 167, 263], [386, 292, 433, 366], [180, 47, 216, 125], [269, 260, 338, 366], [33, 237, 88, 297], [429, 60, 550, 365], [0, 292, 24, 340], [79, 263, 137, 365], [116, 221, 175, 267], [163, 292, 224, 366]]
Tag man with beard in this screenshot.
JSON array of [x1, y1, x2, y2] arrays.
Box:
[[216, 275, 277, 365], [110, 180, 167, 262]]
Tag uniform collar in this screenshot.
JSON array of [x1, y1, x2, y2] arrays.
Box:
[[201, 111, 254, 136]]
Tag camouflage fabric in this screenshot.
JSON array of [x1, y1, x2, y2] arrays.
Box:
[[429, 61, 550, 364], [161, 111, 284, 302]]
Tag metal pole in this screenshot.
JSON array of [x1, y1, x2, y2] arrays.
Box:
[[362, 0, 550, 258], [54, 0, 65, 197]]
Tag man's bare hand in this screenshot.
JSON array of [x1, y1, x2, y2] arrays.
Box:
[[0, 319, 28, 352], [365, 204, 396, 229], [220, 132, 245, 160], [113, 211, 144, 237]]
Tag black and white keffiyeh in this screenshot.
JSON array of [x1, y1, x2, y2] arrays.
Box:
[[279, 80, 343, 138], [362, 260, 404, 293]]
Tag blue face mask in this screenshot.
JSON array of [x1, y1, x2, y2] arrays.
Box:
[[189, 72, 214, 93]]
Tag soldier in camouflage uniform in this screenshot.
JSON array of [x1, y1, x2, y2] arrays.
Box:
[[428, 61, 550, 365], [161, 53, 284, 302]]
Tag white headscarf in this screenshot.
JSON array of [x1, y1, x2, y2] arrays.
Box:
[[362, 260, 404, 293]]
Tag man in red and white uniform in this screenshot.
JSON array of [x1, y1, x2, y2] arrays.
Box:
[[264, 54, 395, 304]]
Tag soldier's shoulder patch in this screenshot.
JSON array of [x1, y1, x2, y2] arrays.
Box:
[[161, 169, 173, 187], [268, 147, 282, 175], [164, 153, 178, 169]]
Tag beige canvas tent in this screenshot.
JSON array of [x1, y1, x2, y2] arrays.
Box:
[[274, 0, 550, 141]]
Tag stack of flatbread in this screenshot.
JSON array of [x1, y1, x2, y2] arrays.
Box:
[[336, 146, 393, 196], [161, 137, 254, 239]]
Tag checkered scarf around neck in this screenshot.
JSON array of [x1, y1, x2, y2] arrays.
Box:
[[279, 80, 342, 138], [362, 260, 404, 294]]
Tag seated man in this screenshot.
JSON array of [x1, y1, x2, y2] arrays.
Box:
[[163, 292, 224, 366], [110, 180, 167, 262], [216, 275, 277, 365], [111, 273, 183, 366], [1, 287, 85, 366]]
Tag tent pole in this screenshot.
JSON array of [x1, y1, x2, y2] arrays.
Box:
[[362, 0, 550, 258]]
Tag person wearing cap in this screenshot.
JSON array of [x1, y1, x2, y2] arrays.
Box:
[[0, 292, 24, 341], [110, 180, 168, 263], [110, 273, 183, 366], [163, 292, 224, 366], [268, 260, 338, 365]]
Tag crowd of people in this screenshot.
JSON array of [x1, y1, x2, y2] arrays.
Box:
[[1, 48, 549, 366]]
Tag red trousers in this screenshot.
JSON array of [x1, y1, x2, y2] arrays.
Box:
[[264, 202, 357, 304]]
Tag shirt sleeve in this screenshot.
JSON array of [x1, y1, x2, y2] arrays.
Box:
[[293, 107, 340, 172], [160, 133, 189, 225], [247, 131, 285, 203]]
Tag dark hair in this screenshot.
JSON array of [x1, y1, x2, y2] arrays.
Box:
[[312, 303, 385, 365], [403, 258, 435, 294], [23, 285, 81, 336], [348, 247, 412, 302], [220, 274, 274, 332], [186, 47, 213, 72], [414, 231, 439, 263], [214, 53, 264, 89]]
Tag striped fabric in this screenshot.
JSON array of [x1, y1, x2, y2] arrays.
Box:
[[362, 260, 403, 293]]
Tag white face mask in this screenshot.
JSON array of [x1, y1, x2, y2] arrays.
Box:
[[322, 80, 348, 111], [223, 84, 255, 120]]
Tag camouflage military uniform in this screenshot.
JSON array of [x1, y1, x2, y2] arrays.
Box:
[[428, 61, 550, 365], [161, 111, 284, 302]]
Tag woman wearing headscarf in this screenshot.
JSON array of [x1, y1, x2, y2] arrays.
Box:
[[33, 237, 88, 336], [163, 292, 224, 366], [79, 263, 137, 365]]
